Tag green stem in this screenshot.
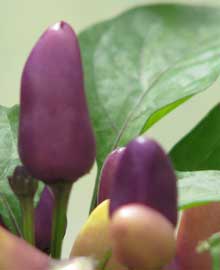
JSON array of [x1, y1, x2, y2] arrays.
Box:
[[50, 182, 73, 259], [89, 173, 99, 214], [211, 249, 220, 270], [98, 249, 112, 270], [19, 197, 35, 245]]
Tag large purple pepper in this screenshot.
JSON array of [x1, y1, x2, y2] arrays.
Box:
[[98, 147, 125, 204], [109, 136, 177, 226], [18, 21, 96, 184]]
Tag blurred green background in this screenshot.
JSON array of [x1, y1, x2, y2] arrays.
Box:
[[1, 0, 220, 257]]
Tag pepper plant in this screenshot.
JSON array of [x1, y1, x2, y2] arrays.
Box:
[[1, 3, 220, 270]]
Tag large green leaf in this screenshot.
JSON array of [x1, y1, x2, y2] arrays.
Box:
[[172, 102, 220, 266], [170, 104, 220, 171], [170, 104, 220, 211], [79, 4, 220, 209], [178, 171, 220, 210]]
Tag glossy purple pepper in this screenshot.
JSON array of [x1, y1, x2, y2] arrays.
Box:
[[98, 147, 125, 204], [35, 187, 54, 253], [18, 21, 96, 184], [109, 137, 177, 226]]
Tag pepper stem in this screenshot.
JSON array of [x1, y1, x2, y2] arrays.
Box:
[[8, 166, 38, 245], [50, 182, 73, 259], [89, 173, 99, 213], [19, 196, 35, 245]]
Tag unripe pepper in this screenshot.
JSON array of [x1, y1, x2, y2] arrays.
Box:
[[109, 136, 177, 226], [8, 166, 38, 198], [98, 148, 125, 204], [8, 165, 38, 245], [18, 21, 96, 184], [71, 200, 126, 270]]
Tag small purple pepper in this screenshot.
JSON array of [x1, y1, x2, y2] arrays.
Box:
[[0, 187, 54, 253], [98, 148, 125, 204], [109, 136, 177, 226], [35, 187, 54, 254], [18, 21, 96, 184]]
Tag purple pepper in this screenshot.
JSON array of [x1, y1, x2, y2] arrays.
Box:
[[35, 187, 54, 254], [0, 187, 54, 253], [98, 147, 125, 204], [18, 21, 96, 184], [109, 136, 177, 226]]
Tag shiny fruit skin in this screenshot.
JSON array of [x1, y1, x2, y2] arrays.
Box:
[[110, 204, 176, 270], [110, 137, 177, 226], [19, 21, 96, 184], [98, 147, 125, 204]]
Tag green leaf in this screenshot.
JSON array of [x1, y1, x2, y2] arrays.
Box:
[[79, 4, 220, 209], [0, 105, 22, 234], [170, 104, 220, 211], [0, 105, 44, 234], [170, 104, 220, 171], [197, 232, 220, 270], [178, 170, 220, 210]]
